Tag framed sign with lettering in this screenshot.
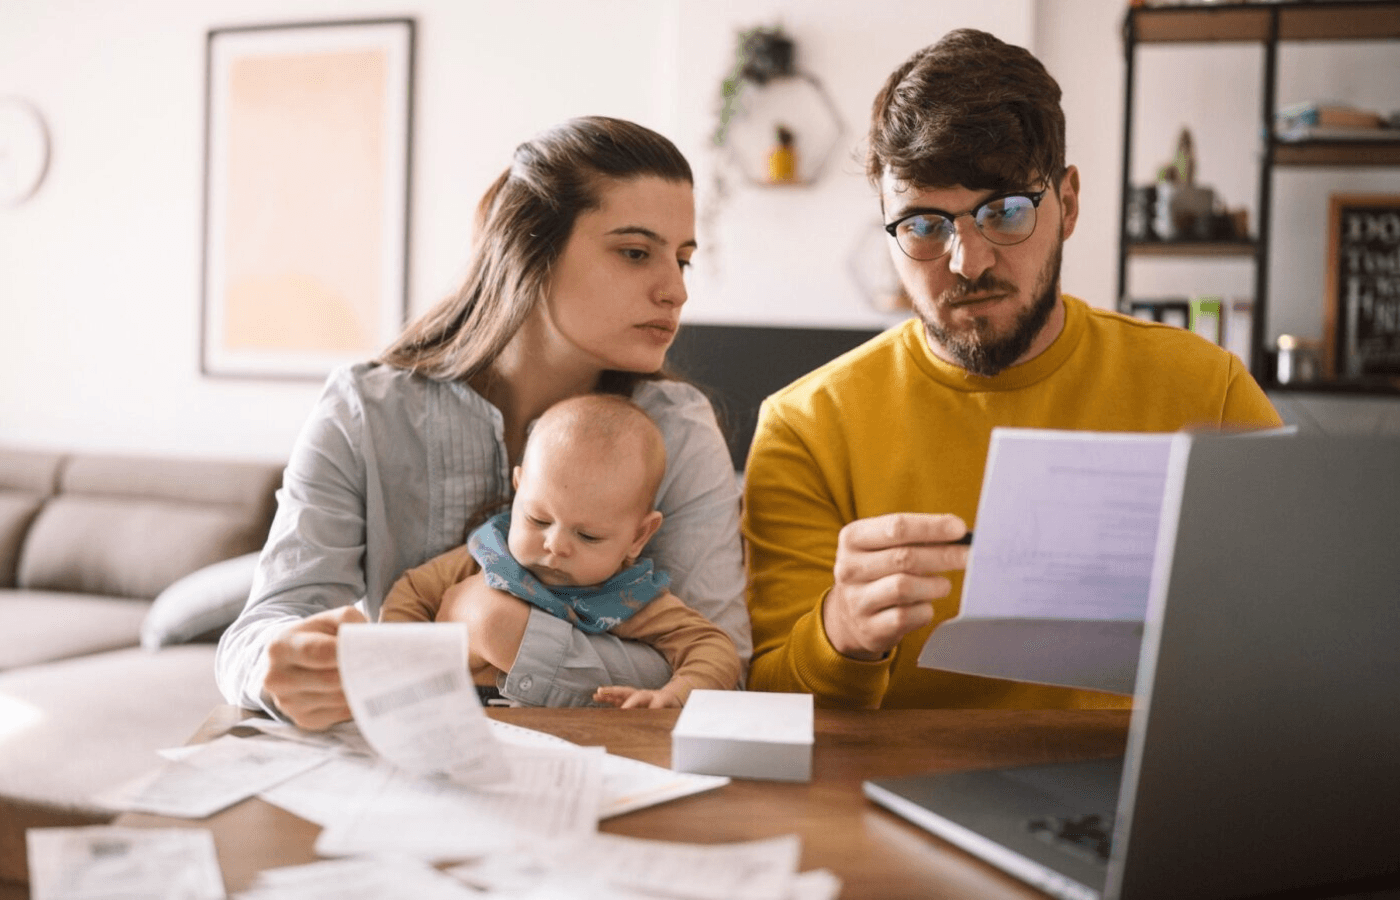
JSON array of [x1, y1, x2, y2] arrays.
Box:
[[1325, 194, 1400, 383]]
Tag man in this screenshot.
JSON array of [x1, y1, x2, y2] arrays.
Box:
[[742, 29, 1281, 710]]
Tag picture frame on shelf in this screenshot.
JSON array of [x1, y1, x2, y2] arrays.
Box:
[[200, 18, 414, 379], [1324, 193, 1400, 383]]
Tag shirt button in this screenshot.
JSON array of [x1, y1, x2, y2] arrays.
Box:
[[519, 675, 534, 692]]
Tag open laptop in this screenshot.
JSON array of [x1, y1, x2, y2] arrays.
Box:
[[865, 433, 1400, 900]]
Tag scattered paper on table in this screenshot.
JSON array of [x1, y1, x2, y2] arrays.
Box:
[[313, 744, 603, 861], [26, 826, 223, 900], [238, 854, 477, 899], [556, 832, 803, 900], [93, 733, 328, 818], [447, 833, 823, 900], [487, 719, 730, 818]]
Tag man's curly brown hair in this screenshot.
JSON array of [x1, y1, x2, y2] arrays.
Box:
[[867, 29, 1066, 194]]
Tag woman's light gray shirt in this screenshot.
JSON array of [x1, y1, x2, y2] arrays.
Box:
[[215, 363, 750, 712]]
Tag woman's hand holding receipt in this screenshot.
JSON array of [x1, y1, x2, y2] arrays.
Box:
[[264, 605, 366, 730], [823, 513, 971, 661]]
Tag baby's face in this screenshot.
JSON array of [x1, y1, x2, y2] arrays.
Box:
[[507, 454, 655, 588]]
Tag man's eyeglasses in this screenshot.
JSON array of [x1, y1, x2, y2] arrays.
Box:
[[883, 189, 1047, 261]]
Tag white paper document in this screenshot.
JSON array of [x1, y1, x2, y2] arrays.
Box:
[[488, 719, 731, 818], [94, 733, 329, 818], [916, 428, 1176, 693], [313, 743, 604, 861], [26, 826, 224, 900], [556, 833, 804, 900], [237, 854, 478, 899], [338, 622, 510, 785], [446, 833, 836, 900], [956, 428, 1174, 621]]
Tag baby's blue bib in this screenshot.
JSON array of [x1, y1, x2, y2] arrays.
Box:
[[467, 512, 668, 634]]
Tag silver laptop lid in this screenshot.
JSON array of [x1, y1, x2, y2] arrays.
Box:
[[1112, 432, 1400, 899]]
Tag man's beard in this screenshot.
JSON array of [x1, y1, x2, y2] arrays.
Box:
[[918, 241, 1063, 378]]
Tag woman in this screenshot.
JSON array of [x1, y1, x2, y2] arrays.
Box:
[[215, 117, 750, 730]]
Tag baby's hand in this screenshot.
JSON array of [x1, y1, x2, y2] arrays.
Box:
[[593, 685, 683, 709]]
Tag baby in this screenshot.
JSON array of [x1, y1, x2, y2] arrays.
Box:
[[380, 393, 740, 708]]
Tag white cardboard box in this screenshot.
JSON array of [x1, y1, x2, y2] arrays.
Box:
[[671, 690, 814, 782]]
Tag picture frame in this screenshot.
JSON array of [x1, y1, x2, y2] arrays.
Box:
[[200, 18, 414, 379], [1324, 193, 1400, 383]]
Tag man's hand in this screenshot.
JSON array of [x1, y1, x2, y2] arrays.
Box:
[[593, 685, 684, 709], [822, 513, 970, 661], [263, 605, 366, 731]]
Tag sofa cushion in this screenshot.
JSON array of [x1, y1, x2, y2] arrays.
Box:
[[0, 448, 63, 590], [141, 552, 258, 649], [0, 592, 150, 672], [15, 453, 281, 600], [19, 498, 268, 600], [0, 645, 221, 815], [0, 448, 63, 495], [0, 494, 45, 589]]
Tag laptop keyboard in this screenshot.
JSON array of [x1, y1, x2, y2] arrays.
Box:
[[1025, 813, 1114, 866]]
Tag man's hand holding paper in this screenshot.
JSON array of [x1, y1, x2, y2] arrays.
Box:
[[824, 513, 971, 661]]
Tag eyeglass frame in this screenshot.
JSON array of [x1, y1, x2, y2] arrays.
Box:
[[882, 188, 1049, 261]]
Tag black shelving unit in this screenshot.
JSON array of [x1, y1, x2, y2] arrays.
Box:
[[1116, 0, 1400, 394]]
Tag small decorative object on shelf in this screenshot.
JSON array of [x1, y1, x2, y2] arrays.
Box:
[[1154, 127, 1216, 240], [711, 25, 843, 188], [1275, 334, 1322, 386], [1189, 296, 1223, 345], [715, 27, 795, 147], [767, 124, 798, 184]]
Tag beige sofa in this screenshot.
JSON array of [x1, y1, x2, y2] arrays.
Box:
[[0, 446, 281, 889]]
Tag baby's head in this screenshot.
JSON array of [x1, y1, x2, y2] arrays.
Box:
[[508, 394, 666, 588]]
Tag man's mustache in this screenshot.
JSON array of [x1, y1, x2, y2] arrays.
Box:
[[943, 272, 1016, 302]]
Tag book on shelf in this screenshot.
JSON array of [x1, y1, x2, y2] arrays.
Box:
[[1277, 123, 1399, 143], [1276, 102, 1394, 142]]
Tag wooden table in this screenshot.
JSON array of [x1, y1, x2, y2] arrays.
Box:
[[119, 706, 1131, 899]]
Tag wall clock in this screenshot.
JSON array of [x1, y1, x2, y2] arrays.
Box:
[[0, 97, 51, 206]]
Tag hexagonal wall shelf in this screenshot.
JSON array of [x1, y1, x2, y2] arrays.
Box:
[[722, 73, 844, 187]]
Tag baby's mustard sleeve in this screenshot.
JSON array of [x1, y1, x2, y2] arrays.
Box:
[[380, 544, 479, 623]]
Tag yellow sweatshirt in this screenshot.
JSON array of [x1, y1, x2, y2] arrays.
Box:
[[743, 295, 1282, 709]]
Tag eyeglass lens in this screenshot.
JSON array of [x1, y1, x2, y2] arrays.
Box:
[[896, 194, 1039, 260]]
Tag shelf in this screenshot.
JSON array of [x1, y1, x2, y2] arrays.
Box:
[[1129, 2, 1400, 44], [1273, 140, 1400, 167], [1127, 239, 1257, 257], [1120, 1, 1400, 398]]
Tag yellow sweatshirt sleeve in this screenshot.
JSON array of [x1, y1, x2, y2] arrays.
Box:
[[742, 400, 893, 708]]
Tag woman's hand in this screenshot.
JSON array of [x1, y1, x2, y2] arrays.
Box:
[[263, 605, 366, 731]]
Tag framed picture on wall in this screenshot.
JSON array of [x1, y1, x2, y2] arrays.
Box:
[[1324, 193, 1400, 383], [200, 18, 414, 379]]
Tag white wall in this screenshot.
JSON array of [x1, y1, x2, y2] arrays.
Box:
[[2, 0, 1395, 462], [0, 0, 1039, 462]]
